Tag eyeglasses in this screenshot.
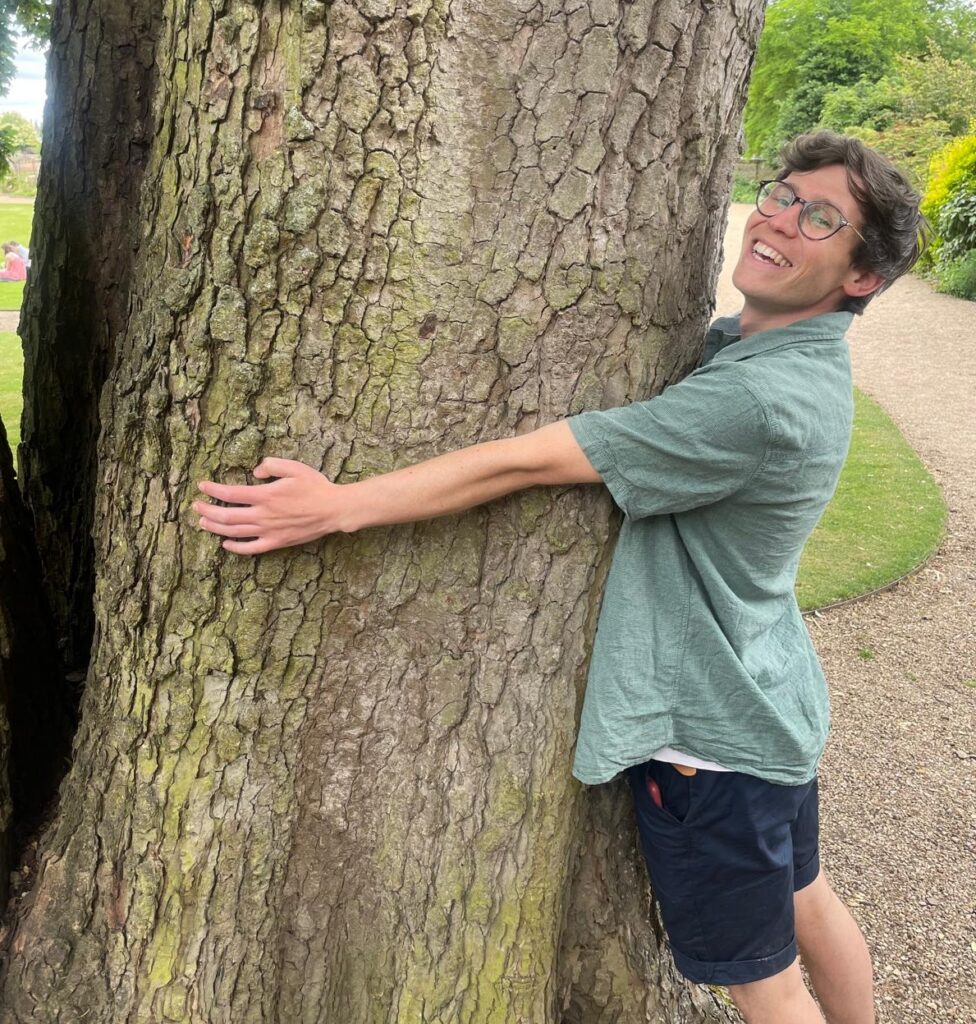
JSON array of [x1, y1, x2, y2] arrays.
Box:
[[755, 180, 866, 243]]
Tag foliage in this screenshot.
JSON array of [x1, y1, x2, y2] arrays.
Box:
[[0, 7, 15, 99], [820, 46, 976, 138], [0, 113, 40, 197], [0, 122, 16, 177], [842, 117, 953, 191], [819, 78, 898, 134], [730, 175, 759, 202], [937, 190, 976, 261], [744, 0, 976, 161], [923, 133, 976, 222], [915, 133, 976, 281], [0, 110, 39, 150], [934, 249, 976, 299], [891, 47, 976, 136], [0, 1, 52, 97], [10, 0, 49, 43]]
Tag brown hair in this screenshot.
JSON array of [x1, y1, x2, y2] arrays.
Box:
[[777, 131, 931, 314]]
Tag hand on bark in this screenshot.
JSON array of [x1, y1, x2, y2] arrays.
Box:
[[194, 457, 344, 555]]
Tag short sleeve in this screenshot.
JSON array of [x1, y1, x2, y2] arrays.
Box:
[[566, 365, 770, 518]]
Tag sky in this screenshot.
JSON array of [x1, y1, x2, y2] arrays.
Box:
[[1, 38, 47, 126]]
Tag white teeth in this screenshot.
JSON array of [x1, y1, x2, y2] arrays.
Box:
[[753, 242, 793, 268]]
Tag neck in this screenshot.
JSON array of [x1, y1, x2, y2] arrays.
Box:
[[738, 300, 845, 338]]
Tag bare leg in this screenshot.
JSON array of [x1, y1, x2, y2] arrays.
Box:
[[727, 959, 826, 1024], [795, 871, 875, 1024]]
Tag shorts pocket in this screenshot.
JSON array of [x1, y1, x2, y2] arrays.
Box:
[[647, 761, 699, 826]]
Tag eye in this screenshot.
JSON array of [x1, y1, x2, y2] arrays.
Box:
[[808, 205, 837, 231]]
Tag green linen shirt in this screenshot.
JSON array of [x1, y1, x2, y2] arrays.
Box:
[[567, 310, 855, 786]]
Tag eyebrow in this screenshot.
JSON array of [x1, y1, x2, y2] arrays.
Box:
[[781, 178, 844, 208], [782, 177, 862, 225]]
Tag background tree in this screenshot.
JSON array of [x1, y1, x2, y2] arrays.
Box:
[[743, 0, 976, 162], [0, 111, 40, 181], [0, 1, 52, 96], [0, 3, 52, 175], [0, 1, 766, 1021], [818, 44, 976, 188], [0, 112, 40, 151], [0, 123, 16, 177]]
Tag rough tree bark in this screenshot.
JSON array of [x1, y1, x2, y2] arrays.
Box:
[[17, 0, 162, 674], [1, 1, 763, 1021]]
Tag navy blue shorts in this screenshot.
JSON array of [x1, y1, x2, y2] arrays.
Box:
[[628, 759, 820, 987]]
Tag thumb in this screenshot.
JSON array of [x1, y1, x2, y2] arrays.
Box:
[[253, 456, 307, 479]]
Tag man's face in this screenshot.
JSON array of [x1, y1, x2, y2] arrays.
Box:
[[732, 164, 878, 329]]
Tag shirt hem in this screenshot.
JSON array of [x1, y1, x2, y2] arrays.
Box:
[[572, 755, 820, 788]]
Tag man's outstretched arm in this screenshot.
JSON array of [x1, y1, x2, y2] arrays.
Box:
[[193, 420, 603, 555]]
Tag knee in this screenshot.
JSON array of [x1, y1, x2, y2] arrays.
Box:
[[795, 871, 841, 937], [728, 961, 817, 1023]]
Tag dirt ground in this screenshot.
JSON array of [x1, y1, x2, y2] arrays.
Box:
[[718, 204, 976, 1023]]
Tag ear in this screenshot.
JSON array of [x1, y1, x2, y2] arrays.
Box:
[[843, 265, 885, 299]]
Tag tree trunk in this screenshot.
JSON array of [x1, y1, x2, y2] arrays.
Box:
[[17, 0, 161, 674], [1, 1, 763, 1020]]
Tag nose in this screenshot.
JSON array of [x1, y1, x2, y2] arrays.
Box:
[[767, 198, 802, 236]]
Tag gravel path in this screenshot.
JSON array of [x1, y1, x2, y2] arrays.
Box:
[[0, 310, 20, 332], [719, 205, 976, 1023]]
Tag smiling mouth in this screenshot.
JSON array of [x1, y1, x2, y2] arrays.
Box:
[[752, 242, 794, 268]]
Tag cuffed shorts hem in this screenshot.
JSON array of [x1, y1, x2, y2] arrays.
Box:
[[794, 849, 821, 892], [672, 937, 798, 986]]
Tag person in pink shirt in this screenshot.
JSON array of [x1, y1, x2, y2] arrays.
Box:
[[0, 243, 27, 281]]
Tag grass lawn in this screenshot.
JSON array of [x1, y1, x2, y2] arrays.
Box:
[[796, 388, 946, 610], [0, 201, 34, 311], [0, 280, 25, 309], [0, 330, 23, 449]]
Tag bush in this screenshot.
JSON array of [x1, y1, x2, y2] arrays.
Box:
[[730, 175, 758, 203], [937, 190, 976, 261], [820, 79, 898, 134], [843, 118, 952, 192], [922, 134, 976, 222], [0, 170, 37, 198], [921, 134, 976, 264], [0, 113, 40, 153], [935, 249, 976, 299]]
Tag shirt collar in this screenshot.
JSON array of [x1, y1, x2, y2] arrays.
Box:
[[704, 310, 854, 365]]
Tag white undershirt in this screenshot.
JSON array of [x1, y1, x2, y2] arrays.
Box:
[[651, 745, 731, 772]]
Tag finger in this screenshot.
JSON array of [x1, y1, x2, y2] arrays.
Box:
[[199, 518, 264, 539], [221, 537, 277, 556], [197, 480, 266, 504], [193, 501, 260, 525], [254, 457, 312, 479]]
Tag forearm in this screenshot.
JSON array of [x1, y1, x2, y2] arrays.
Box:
[[338, 421, 600, 532], [194, 421, 601, 555], [343, 439, 537, 532]]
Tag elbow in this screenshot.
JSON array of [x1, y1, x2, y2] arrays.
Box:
[[517, 423, 604, 487]]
